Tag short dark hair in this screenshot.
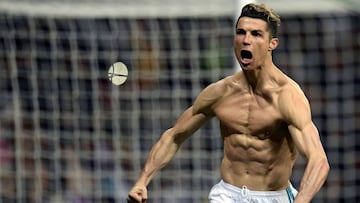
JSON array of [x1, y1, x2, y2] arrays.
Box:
[[236, 3, 281, 38]]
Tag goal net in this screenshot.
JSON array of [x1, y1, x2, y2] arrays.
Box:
[[0, 0, 358, 202]]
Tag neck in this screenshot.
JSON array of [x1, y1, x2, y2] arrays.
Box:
[[243, 63, 277, 92]]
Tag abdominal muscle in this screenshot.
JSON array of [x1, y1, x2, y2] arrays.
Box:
[[220, 132, 296, 191]]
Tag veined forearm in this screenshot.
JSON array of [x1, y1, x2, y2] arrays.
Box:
[[294, 156, 329, 203], [137, 129, 181, 186], [133, 107, 208, 187]]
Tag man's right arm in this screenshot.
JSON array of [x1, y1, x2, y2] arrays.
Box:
[[127, 107, 211, 202], [127, 82, 223, 203], [128, 82, 224, 202]]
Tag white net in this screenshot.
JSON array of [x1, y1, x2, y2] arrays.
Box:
[[0, 1, 235, 202], [0, 1, 359, 203]]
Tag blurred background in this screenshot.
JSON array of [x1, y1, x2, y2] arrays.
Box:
[[0, 0, 359, 202]]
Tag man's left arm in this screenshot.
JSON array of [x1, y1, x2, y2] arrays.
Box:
[[281, 89, 330, 203], [288, 122, 330, 203]]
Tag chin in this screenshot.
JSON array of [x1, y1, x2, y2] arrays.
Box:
[[240, 64, 253, 70]]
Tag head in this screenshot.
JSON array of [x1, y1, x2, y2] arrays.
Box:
[[236, 3, 281, 39], [234, 3, 281, 70]]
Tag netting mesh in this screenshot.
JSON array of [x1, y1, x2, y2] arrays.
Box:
[[0, 7, 359, 203]]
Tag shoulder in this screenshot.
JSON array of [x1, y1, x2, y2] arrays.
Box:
[[278, 77, 312, 128], [193, 75, 234, 115]]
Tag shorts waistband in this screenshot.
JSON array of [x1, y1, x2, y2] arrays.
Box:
[[219, 180, 292, 197]]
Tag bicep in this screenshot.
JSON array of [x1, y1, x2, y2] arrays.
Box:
[[281, 88, 325, 159], [171, 82, 221, 143], [171, 106, 212, 144], [288, 122, 323, 160]]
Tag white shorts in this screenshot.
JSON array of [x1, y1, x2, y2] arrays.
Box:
[[208, 180, 298, 203]]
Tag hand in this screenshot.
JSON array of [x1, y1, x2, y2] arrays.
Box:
[[127, 185, 148, 203]]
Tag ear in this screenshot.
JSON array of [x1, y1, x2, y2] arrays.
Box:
[[269, 38, 279, 51]]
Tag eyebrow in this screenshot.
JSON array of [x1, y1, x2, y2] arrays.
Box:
[[251, 29, 264, 33], [236, 28, 265, 33]]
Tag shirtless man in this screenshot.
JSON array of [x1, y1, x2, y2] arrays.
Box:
[[127, 3, 329, 203]]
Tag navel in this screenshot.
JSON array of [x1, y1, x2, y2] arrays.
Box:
[[258, 130, 271, 140]]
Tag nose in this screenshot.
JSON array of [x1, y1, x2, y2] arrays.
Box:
[[243, 33, 251, 45]]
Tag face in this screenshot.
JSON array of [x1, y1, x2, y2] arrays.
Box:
[[234, 17, 278, 70]]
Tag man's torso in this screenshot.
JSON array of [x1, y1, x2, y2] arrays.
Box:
[[212, 73, 298, 191]]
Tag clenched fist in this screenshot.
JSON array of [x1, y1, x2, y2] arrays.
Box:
[[127, 185, 148, 203]]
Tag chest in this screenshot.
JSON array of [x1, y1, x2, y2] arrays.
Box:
[[214, 92, 283, 134]]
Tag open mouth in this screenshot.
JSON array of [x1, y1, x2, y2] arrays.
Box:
[[240, 50, 253, 66], [241, 50, 253, 60]]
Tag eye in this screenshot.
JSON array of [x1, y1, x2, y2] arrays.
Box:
[[251, 31, 263, 37], [236, 29, 246, 35]]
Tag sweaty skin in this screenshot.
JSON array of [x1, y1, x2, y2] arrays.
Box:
[[127, 17, 329, 203], [210, 72, 297, 191]]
